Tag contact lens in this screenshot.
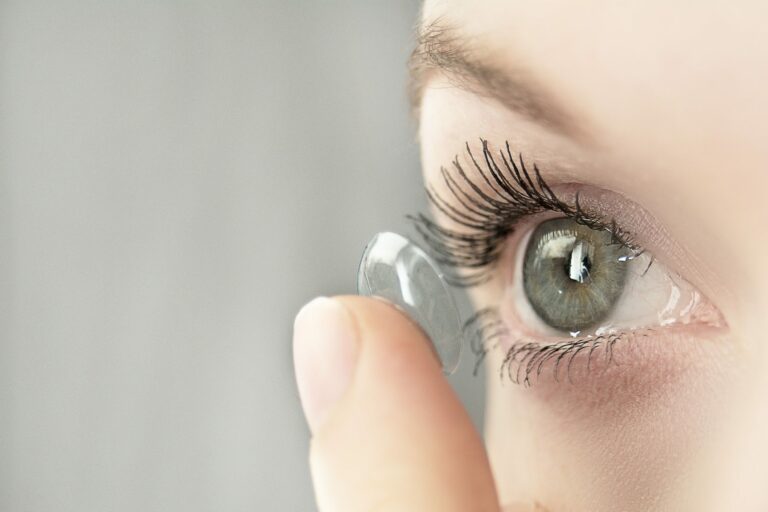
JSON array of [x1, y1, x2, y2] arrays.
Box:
[[357, 232, 463, 375]]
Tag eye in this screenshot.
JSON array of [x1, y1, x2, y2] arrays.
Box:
[[507, 216, 709, 340], [522, 218, 629, 333], [410, 139, 726, 383], [469, 214, 728, 385]]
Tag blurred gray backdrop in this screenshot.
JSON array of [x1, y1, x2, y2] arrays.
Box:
[[0, 2, 484, 511]]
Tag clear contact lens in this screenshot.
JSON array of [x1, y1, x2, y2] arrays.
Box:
[[357, 232, 463, 375]]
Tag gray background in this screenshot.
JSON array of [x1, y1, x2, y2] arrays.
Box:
[[0, 2, 484, 511]]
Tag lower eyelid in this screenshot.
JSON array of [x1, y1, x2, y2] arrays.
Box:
[[465, 283, 727, 387], [477, 319, 728, 388]]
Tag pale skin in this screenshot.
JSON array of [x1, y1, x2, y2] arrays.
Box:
[[293, 1, 768, 511]]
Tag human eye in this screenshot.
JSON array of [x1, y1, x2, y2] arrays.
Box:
[[412, 139, 725, 385]]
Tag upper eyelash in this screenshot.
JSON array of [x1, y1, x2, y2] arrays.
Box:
[[409, 138, 639, 287]]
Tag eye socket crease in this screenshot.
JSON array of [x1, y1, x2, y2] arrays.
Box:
[[409, 20, 584, 140]]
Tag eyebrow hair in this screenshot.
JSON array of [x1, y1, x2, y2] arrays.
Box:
[[409, 21, 580, 138]]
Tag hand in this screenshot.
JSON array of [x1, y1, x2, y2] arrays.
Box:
[[292, 296, 530, 511]]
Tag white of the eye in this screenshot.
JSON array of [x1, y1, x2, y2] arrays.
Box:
[[596, 252, 699, 332], [507, 230, 702, 337]]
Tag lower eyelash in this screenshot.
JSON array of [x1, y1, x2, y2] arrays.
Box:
[[463, 307, 655, 386], [501, 333, 645, 387], [409, 138, 639, 287]]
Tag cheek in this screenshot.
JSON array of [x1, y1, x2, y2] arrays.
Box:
[[483, 333, 736, 512]]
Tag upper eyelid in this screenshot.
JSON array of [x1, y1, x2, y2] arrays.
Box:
[[410, 138, 640, 287]]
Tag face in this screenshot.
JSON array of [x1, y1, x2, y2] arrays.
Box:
[[414, 1, 768, 510]]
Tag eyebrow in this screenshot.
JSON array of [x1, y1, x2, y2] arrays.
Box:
[[409, 21, 580, 138]]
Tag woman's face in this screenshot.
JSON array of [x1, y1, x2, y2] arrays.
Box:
[[415, 1, 768, 510]]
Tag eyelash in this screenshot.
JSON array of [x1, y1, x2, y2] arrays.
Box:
[[462, 307, 657, 386], [409, 138, 639, 287], [409, 139, 647, 384]]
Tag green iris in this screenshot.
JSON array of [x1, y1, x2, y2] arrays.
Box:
[[522, 218, 629, 332]]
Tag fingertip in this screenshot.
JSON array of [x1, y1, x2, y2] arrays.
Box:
[[293, 297, 360, 433], [333, 295, 443, 373], [307, 294, 500, 511]]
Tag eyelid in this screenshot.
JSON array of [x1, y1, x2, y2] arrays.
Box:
[[415, 139, 705, 298], [412, 139, 646, 287], [542, 183, 716, 306]]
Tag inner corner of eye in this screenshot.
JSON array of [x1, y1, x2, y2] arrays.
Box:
[[507, 216, 701, 337]]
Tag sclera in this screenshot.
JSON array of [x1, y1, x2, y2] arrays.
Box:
[[357, 232, 463, 375]]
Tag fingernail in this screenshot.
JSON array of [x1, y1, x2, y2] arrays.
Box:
[[293, 297, 359, 434]]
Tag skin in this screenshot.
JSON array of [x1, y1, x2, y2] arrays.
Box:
[[293, 2, 768, 511]]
